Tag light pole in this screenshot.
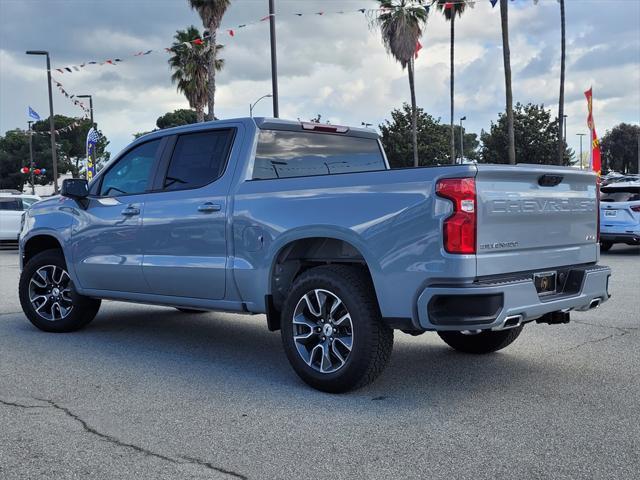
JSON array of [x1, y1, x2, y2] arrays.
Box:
[[563, 114, 568, 142], [26, 50, 58, 194], [28, 121, 35, 194], [268, 0, 279, 118], [250, 94, 272, 117], [459, 116, 466, 164], [576, 133, 586, 169], [77, 94, 94, 126]]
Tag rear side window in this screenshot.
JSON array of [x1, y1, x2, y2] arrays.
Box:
[[163, 129, 235, 191], [600, 187, 640, 202], [252, 130, 386, 180], [0, 198, 23, 211]]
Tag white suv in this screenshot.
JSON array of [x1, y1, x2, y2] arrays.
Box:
[[0, 193, 41, 242]]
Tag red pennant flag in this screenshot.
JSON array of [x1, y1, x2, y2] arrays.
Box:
[[228, 29, 235, 37], [584, 87, 601, 175], [193, 38, 204, 45], [444, 2, 453, 9], [414, 40, 422, 59], [260, 14, 270, 21]]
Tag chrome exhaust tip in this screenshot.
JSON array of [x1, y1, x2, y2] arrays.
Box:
[[589, 298, 601, 310], [494, 314, 523, 330]]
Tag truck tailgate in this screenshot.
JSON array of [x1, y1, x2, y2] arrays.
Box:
[[475, 164, 598, 276]]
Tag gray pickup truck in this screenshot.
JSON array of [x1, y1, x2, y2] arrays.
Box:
[[18, 118, 611, 392]]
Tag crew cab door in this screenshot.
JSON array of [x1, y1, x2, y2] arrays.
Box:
[[139, 127, 238, 300], [0, 197, 25, 241], [71, 138, 164, 293]]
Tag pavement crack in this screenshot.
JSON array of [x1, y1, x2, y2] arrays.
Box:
[[33, 398, 246, 479], [558, 330, 629, 354], [573, 320, 638, 334], [0, 398, 48, 409]]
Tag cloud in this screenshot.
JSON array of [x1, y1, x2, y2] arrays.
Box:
[[1, 0, 639, 158]]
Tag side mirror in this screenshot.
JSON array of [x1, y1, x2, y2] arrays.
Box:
[[61, 178, 88, 199]]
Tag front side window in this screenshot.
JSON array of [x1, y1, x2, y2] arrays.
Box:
[[252, 130, 386, 180], [0, 198, 23, 210], [99, 139, 161, 197], [163, 129, 235, 191]]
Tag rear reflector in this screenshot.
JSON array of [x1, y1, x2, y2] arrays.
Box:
[[436, 177, 477, 254], [301, 122, 349, 133]]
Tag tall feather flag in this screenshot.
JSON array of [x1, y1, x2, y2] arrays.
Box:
[[584, 87, 601, 175], [86, 127, 99, 181]]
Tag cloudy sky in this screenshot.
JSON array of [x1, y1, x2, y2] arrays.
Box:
[[1, 0, 639, 158]]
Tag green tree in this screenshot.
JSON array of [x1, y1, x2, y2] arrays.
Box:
[[188, 0, 231, 121], [169, 26, 224, 123], [156, 109, 198, 129], [380, 103, 478, 168], [480, 103, 570, 165], [436, 0, 472, 164], [499, 0, 515, 165], [600, 123, 640, 174], [375, 0, 428, 167], [0, 116, 109, 190]]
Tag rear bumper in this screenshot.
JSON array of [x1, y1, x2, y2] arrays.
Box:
[[600, 232, 640, 244], [416, 265, 611, 331]]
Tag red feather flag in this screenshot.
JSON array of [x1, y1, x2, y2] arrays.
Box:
[[414, 40, 423, 59], [584, 87, 601, 175]]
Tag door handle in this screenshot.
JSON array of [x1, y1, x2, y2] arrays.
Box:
[[121, 206, 140, 216], [198, 202, 222, 213]]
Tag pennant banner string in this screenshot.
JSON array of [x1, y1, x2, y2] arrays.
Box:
[[52, 2, 487, 74]]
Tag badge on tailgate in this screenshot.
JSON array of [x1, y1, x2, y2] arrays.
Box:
[[533, 271, 557, 296]]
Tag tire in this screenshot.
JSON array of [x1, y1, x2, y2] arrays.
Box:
[[19, 249, 101, 333], [175, 308, 207, 314], [438, 326, 523, 354], [600, 241, 612, 252], [280, 265, 393, 393]]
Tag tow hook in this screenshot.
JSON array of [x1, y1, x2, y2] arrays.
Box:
[[536, 310, 571, 325]]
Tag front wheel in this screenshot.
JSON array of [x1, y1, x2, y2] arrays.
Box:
[[438, 326, 523, 354], [281, 265, 393, 393], [19, 249, 101, 333]]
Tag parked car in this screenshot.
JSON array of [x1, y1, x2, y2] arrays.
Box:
[[18, 118, 610, 392], [599, 180, 640, 251], [0, 193, 41, 243]]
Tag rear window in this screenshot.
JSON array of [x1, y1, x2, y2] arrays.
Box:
[[252, 130, 386, 180], [0, 198, 23, 211], [600, 187, 640, 202]]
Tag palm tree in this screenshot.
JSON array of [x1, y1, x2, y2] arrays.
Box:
[[436, 0, 471, 164], [375, 0, 428, 167], [169, 26, 224, 123], [499, 0, 516, 164], [188, 0, 231, 121]]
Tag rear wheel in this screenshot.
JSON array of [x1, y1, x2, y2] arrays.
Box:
[[281, 265, 393, 393], [600, 241, 612, 252], [19, 249, 101, 332], [438, 326, 523, 354]]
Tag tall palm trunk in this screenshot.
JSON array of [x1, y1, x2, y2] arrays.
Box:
[[408, 58, 419, 167], [500, 0, 516, 165], [450, 15, 456, 164], [206, 25, 218, 121], [196, 105, 205, 123], [557, 0, 566, 165]]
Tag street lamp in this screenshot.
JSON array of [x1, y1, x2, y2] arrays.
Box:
[[459, 116, 467, 164], [563, 114, 568, 142], [250, 94, 272, 117], [576, 133, 586, 169], [77, 94, 94, 126], [26, 50, 59, 194]]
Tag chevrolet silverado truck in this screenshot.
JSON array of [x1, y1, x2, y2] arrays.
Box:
[[18, 118, 611, 392]]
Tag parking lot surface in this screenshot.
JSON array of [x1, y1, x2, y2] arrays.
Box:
[[1, 246, 638, 479]]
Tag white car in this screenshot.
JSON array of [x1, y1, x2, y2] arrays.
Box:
[[0, 193, 41, 242]]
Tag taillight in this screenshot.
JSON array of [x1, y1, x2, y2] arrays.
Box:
[[631, 205, 640, 212], [596, 176, 601, 242], [436, 177, 476, 254]]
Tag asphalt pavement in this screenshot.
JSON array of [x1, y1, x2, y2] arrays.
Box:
[[1, 245, 638, 480]]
